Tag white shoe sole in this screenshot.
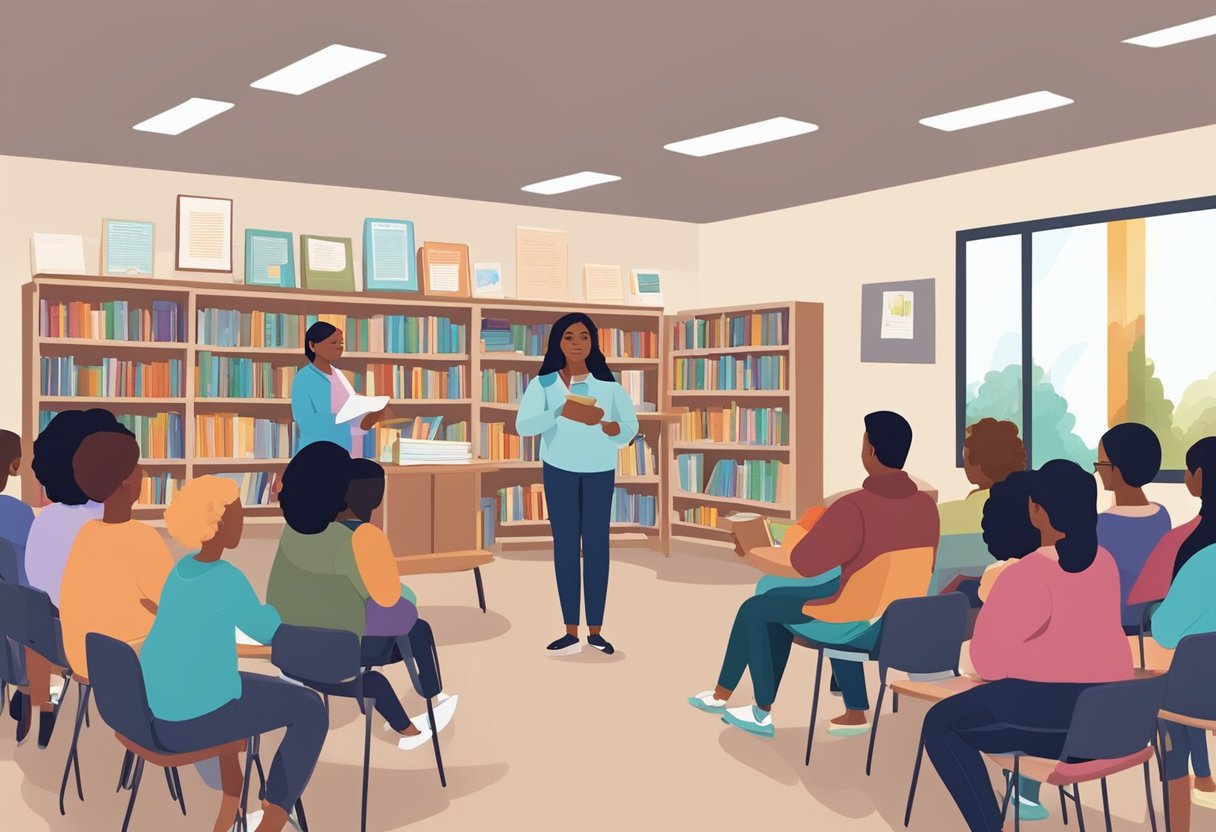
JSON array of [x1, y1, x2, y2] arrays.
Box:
[[547, 643, 582, 656], [397, 728, 435, 751], [383, 693, 455, 733]]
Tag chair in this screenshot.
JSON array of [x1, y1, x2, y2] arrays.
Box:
[[986, 676, 1166, 832], [794, 546, 936, 767], [272, 624, 447, 832], [0, 579, 29, 717], [1156, 632, 1216, 832], [929, 533, 991, 596]]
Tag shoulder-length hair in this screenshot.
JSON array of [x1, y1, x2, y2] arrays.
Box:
[[538, 312, 615, 381], [1029, 459, 1099, 573]]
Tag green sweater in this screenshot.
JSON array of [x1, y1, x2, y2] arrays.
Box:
[[267, 523, 369, 636]]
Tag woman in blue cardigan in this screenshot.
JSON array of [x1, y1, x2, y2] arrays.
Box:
[[290, 321, 391, 455], [516, 313, 638, 656]]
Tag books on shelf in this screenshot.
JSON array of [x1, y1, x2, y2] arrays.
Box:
[[477, 497, 497, 548], [704, 459, 788, 504], [197, 309, 467, 354], [396, 438, 473, 465], [673, 309, 788, 350], [674, 405, 789, 446], [618, 436, 656, 477], [480, 422, 540, 461], [40, 410, 185, 460], [599, 328, 659, 359], [672, 355, 786, 391], [614, 370, 651, 409], [140, 473, 182, 507], [366, 364, 466, 399], [41, 357, 182, 397], [498, 484, 548, 523], [675, 453, 705, 493], [195, 414, 297, 459], [480, 320, 659, 359], [480, 369, 532, 404], [196, 352, 293, 399], [610, 488, 657, 527], [41, 299, 183, 343], [214, 471, 279, 506], [680, 505, 721, 528]]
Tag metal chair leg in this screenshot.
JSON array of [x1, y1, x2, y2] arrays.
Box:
[[999, 769, 1015, 825], [116, 749, 134, 792], [1138, 629, 1146, 669], [1060, 785, 1070, 826], [58, 683, 90, 814], [903, 735, 925, 827], [1074, 784, 1087, 832], [892, 690, 900, 714], [1157, 723, 1172, 832], [804, 648, 825, 766], [294, 798, 310, 832], [426, 698, 448, 788], [120, 758, 145, 832], [473, 566, 487, 613], [237, 736, 256, 832], [1143, 761, 1158, 832], [164, 766, 177, 800], [865, 679, 886, 776], [172, 767, 186, 816], [252, 734, 267, 802], [1013, 757, 1022, 832], [361, 699, 373, 832], [1100, 777, 1113, 832]]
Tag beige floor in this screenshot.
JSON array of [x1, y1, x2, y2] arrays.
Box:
[[1, 531, 1174, 831]]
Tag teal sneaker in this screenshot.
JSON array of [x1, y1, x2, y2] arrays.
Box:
[[688, 691, 727, 714], [721, 705, 775, 738], [1017, 797, 1050, 822]]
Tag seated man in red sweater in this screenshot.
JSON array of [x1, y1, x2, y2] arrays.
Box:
[[688, 411, 940, 738]]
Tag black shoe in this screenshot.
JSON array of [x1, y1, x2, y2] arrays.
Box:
[[587, 634, 615, 655], [15, 694, 32, 746], [8, 690, 23, 721], [545, 634, 581, 655], [37, 708, 58, 749]]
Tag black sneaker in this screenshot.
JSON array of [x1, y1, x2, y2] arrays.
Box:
[[546, 634, 581, 655], [15, 694, 32, 746], [37, 708, 58, 749], [8, 690, 23, 721], [587, 634, 615, 655]]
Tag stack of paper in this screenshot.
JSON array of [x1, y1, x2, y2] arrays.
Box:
[[397, 438, 473, 465]]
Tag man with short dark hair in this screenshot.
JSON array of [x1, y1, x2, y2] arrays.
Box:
[[688, 411, 939, 738]]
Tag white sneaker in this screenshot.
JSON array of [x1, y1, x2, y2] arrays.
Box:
[[229, 808, 302, 831], [687, 690, 728, 714], [397, 727, 435, 751], [50, 684, 63, 706], [415, 693, 459, 734]]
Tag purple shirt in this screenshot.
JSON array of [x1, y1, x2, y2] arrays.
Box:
[[25, 501, 104, 607], [1096, 505, 1173, 628]]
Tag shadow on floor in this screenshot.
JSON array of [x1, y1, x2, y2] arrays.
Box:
[[420, 606, 512, 647]]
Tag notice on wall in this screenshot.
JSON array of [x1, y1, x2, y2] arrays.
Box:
[[880, 290, 914, 340]]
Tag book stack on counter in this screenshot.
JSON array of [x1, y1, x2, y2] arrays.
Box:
[[395, 438, 473, 465]]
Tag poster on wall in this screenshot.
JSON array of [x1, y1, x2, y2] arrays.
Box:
[[175, 195, 233, 273], [861, 278, 935, 363]]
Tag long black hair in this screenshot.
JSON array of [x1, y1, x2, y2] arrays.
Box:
[[1174, 438, 1216, 578], [304, 321, 338, 363], [537, 312, 615, 381], [1028, 459, 1099, 573], [981, 470, 1040, 561], [279, 441, 351, 534]]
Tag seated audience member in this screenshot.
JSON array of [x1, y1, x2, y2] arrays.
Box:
[[59, 430, 174, 684], [1151, 441, 1216, 828], [688, 411, 939, 738], [0, 429, 34, 585], [267, 442, 452, 751], [141, 476, 327, 832], [341, 459, 458, 732], [1094, 423, 1172, 630], [1128, 436, 1216, 609], [923, 459, 1133, 832]]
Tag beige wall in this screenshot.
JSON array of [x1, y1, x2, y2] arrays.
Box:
[[697, 124, 1216, 518]]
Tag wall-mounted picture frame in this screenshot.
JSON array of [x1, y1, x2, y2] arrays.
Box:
[[363, 218, 419, 292], [101, 218, 156, 276], [175, 195, 233, 273], [300, 234, 355, 292], [244, 229, 296, 288], [629, 269, 664, 307], [418, 241, 471, 298], [473, 262, 505, 297]]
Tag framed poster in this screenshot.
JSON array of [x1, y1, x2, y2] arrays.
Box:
[[101, 219, 156, 276], [244, 229, 296, 287], [861, 277, 936, 364], [300, 235, 355, 291], [628, 269, 664, 307], [418, 241, 471, 297], [473, 262, 505, 297], [363, 218, 418, 292], [175, 195, 233, 273]]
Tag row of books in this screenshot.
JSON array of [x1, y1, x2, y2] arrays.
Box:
[[618, 437, 656, 477], [196, 353, 293, 399], [476, 497, 496, 549], [675, 453, 706, 494], [195, 415, 298, 459], [679, 505, 721, 528], [41, 357, 183, 398], [196, 309, 468, 354], [615, 370, 649, 408], [671, 355, 787, 391], [480, 320, 658, 359], [39, 411, 186, 460], [598, 329, 659, 359], [213, 471, 279, 507], [480, 369, 532, 404], [368, 419, 470, 462], [673, 405, 789, 446], [140, 473, 182, 507], [41, 300, 184, 343], [365, 364, 466, 400], [703, 459, 789, 504], [497, 484, 548, 523], [479, 422, 541, 461], [673, 310, 789, 350], [610, 489, 657, 527]]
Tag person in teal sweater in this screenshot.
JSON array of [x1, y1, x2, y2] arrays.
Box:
[[291, 321, 392, 454], [1152, 439, 1216, 831], [140, 476, 327, 832]]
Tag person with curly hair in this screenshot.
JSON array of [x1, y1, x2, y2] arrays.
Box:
[[939, 418, 1027, 536], [141, 476, 326, 832]]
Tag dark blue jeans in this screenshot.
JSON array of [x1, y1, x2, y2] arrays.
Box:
[[360, 619, 443, 732], [542, 464, 615, 628]]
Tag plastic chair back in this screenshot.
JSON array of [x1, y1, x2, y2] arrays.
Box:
[[1058, 676, 1167, 763], [272, 625, 363, 688], [1162, 631, 1216, 722], [804, 547, 934, 624], [0, 539, 20, 586], [85, 632, 160, 751], [17, 585, 69, 668], [875, 592, 970, 675], [0, 580, 28, 687]]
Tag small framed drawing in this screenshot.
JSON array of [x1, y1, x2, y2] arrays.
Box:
[[473, 262, 504, 297], [175, 195, 233, 273], [418, 242, 471, 298], [300, 235, 356, 291], [244, 229, 296, 288], [629, 269, 664, 307], [363, 218, 419, 292], [102, 219, 156, 276]]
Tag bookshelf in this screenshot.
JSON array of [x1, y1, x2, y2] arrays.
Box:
[[23, 274, 669, 546], [664, 301, 823, 548]]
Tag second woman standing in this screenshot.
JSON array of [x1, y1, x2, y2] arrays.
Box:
[[516, 313, 639, 656]]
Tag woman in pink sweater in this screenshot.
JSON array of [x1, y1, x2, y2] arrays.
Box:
[[922, 459, 1133, 832]]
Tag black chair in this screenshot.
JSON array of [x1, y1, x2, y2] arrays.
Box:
[[1156, 632, 1216, 832], [0, 578, 29, 717], [272, 624, 447, 832]]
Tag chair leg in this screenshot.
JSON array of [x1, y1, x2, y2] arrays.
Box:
[[1143, 761, 1158, 832], [425, 698, 448, 788], [294, 798, 310, 832], [892, 690, 900, 714], [172, 767, 186, 816], [252, 734, 267, 802], [121, 758, 145, 832], [999, 769, 1015, 825], [865, 680, 886, 776], [1100, 777, 1113, 832], [1013, 757, 1021, 832], [164, 766, 177, 801], [58, 683, 90, 814], [1074, 784, 1087, 832], [237, 736, 256, 832], [116, 749, 134, 792], [804, 648, 825, 766], [361, 699, 373, 832], [903, 735, 925, 827], [1157, 723, 1172, 832], [473, 566, 487, 613], [1137, 628, 1146, 669], [323, 693, 330, 717], [1060, 785, 1070, 826]]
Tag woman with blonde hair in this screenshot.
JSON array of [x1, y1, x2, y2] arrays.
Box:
[[140, 476, 327, 832]]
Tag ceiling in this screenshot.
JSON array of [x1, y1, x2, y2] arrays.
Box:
[[3, 1, 1216, 223]]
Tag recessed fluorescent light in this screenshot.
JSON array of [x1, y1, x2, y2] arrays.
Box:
[[251, 44, 386, 95], [1123, 14, 1216, 48], [133, 98, 234, 135], [920, 91, 1073, 132], [521, 171, 621, 195], [664, 117, 818, 157]]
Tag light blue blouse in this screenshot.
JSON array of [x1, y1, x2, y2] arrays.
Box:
[[516, 372, 638, 473], [291, 362, 352, 452]]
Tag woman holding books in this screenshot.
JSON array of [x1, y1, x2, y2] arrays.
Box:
[[516, 312, 639, 656], [291, 321, 392, 456]]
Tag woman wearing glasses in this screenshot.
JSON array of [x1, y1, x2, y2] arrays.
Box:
[[516, 313, 638, 656]]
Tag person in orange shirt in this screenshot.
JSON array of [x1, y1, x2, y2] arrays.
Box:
[[59, 430, 174, 683]]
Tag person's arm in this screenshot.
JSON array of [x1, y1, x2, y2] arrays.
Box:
[[1151, 557, 1214, 649], [216, 564, 281, 645], [291, 369, 336, 437], [515, 377, 563, 437], [969, 564, 1051, 680], [1128, 524, 1187, 606], [788, 498, 864, 578], [352, 524, 405, 608], [602, 385, 639, 446]]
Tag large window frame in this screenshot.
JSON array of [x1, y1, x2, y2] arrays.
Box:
[[956, 193, 1216, 484]]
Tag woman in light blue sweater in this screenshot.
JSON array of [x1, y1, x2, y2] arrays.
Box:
[[516, 313, 638, 656]]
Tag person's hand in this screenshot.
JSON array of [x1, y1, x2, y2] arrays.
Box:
[[361, 406, 392, 431], [601, 421, 621, 437], [562, 401, 604, 426]]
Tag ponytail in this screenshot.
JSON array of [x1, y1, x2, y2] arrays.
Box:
[[1029, 459, 1098, 573], [1174, 440, 1216, 578]]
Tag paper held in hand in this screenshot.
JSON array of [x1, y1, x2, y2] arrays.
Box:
[[235, 627, 264, 646], [565, 393, 597, 407], [335, 394, 390, 425]]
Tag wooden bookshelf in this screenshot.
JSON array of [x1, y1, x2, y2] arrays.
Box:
[[664, 301, 823, 547]]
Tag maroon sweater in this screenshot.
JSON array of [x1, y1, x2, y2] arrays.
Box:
[[790, 471, 940, 584]]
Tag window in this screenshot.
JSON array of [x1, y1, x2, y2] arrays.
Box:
[[959, 198, 1216, 479]]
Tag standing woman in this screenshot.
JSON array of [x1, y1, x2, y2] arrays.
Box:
[[290, 321, 391, 455], [516, 313, 638, 656]]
